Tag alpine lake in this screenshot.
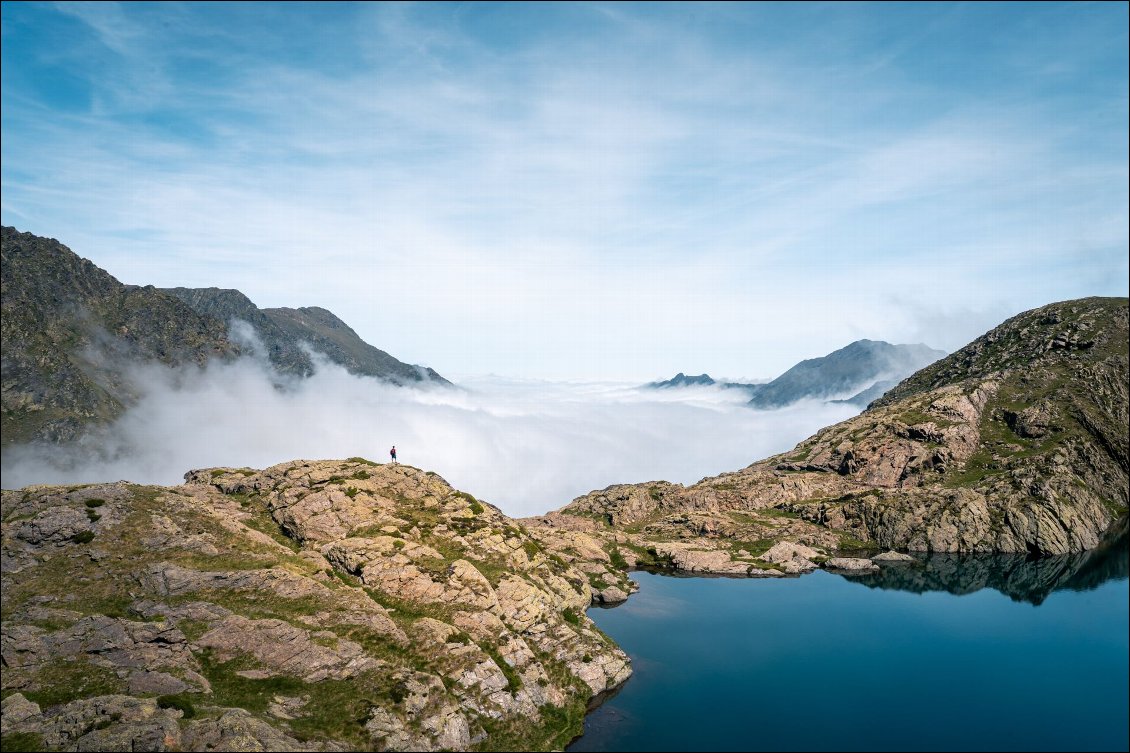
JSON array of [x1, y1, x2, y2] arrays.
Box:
[[568, 532, 1129, 753]]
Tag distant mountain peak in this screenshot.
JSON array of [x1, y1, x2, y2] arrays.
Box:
[[747, 340, 946, 409], [646, 373, 715, 388]]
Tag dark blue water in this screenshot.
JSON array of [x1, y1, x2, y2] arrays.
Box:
[[570, 547, 1129, 752]]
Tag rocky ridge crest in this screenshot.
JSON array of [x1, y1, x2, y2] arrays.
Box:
[[528, 298, 1128, 574], [1, 227, 447, 446]]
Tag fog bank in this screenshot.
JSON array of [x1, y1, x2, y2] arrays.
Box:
[[2, 356, 858, 517]]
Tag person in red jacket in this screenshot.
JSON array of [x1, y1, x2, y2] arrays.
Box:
[[389, 445, 397, 464]]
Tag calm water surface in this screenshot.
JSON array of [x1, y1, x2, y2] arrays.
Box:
[[570, 543, 1129, 752]]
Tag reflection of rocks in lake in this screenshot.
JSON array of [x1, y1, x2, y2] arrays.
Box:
[[841, 518, 1127, 605]]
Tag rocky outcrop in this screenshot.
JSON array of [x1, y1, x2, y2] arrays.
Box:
[[823, 557, 880, 573], [1, 460, 629, 751]]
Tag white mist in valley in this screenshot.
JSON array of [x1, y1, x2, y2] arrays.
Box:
[[1, 354, 859, 517]]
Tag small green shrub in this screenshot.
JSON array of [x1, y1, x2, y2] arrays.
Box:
[[71, 531, 95, 544], [156, 694, 196, 718], [84, 499, 105, 508]]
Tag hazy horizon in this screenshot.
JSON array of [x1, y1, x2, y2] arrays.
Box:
[[3, 3, 1126, 381]]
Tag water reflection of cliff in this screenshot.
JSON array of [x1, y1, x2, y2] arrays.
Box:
[[841, 518, 1128, 606]]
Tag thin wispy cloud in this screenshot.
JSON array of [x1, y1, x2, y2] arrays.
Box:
[[2, 2, 1126, 380]]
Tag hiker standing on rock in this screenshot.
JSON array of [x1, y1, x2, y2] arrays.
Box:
[[390, 445, 397, 464]]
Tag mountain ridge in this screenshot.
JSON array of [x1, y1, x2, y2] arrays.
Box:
[[646, 339, 946, 408], [533, 297, 1128, 561], [2, 296, 1127, 751], [1, 227, 447, 446], [746, 339, 946, 408]]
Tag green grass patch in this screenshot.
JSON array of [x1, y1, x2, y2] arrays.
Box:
[[728, 538, 777, 557], [481, 642, 523, 692], [475, 698, 588, 753], [757, 507, 799, 519], [196, 651, 302, 712], [176, 619, 212, 642], [156, 693, 196, 718], [288, 674, 407, 748], [240, 504, 301, 552], [330, 569, 362, 588], [1, 733, 45, 752], [347, 457, 379, 467], [619, 542, 676, 570], [787, 444, 814, 462], [607, 546, 629, 572], [898, 409, 956, 428], [836, 533, 873, 552], [522, 539, 542, 560], [22, 658, 125, 708], [84, 499, 105, 508], [363, 587, 457, 627], [454, 490, 486, 515]]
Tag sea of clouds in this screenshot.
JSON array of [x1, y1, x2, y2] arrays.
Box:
[[1, 343, 859, 518]]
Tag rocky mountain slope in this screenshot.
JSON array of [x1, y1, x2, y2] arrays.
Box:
[[1, 460, 628, 751], [746, 339, 946, 408], [1, 227, 235, 445], [531, 298, 1128, 566], [1, 227, 447, 446], [646, 340, 944, 408], [161, 288, 448, 385]]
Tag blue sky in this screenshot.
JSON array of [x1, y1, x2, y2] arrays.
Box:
[[2, 2, 1127, 380]]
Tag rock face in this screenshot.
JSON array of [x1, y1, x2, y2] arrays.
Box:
[[1, 227, 447, 445], [538, 298, 1128, 560], [1, 460, 629, 751], [1, 227, 236, 445]]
